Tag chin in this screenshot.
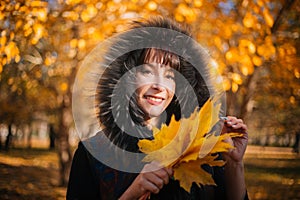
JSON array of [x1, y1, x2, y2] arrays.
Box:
[[147, 108, 165, 118]]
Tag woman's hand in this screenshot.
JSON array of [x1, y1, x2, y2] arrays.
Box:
[[221, 116, 248, 200], [221, 116, 248, 163], [119, 161, 173, 200]]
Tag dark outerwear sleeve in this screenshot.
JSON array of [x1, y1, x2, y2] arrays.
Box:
[[213, 165, 226, 200], [213, 165, 249, 200], [66, 142, 100, 200]]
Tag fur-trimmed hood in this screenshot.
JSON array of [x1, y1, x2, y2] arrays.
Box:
[[96, 17, 212, 152]]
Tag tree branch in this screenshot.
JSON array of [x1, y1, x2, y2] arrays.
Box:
[[271, 0, 296, 33]]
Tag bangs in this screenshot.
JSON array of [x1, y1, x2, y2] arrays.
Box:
[[140, 48, 180, 71]]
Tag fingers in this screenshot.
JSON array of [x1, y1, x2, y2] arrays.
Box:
[[220, 116, 249, 163], [153, 167, 173, 185], [225, 116, 247, 132], [165, 167, 174, 177], [139, 162, 173, 194], [142, 171, 164, 193]]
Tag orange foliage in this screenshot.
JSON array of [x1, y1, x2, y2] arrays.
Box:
[[0, 0, 298, 131]]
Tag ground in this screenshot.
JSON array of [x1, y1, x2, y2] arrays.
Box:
[[0, 145, 299, 199], [244, 146, 300, 200], [0, 148, 65, 200]]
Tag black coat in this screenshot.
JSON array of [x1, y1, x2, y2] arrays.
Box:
[[67, 17, 248, 200], [67, 141, 230, 200]]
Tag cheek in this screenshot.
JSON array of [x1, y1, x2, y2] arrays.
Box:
[[171, 83, 176, 94], [169, 92, 175, 102], [135, 85, 149, 98], [163, 79, 176, 95], [135, 87, 143, 99], [135, 73, 146, 88], [135, 76, 151, 94], [169, 82, 176, 97], [135, 79, 143, 92], [167, 86, 175, 102]]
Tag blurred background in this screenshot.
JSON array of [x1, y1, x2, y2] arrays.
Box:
[[0, 0, 299, 199]]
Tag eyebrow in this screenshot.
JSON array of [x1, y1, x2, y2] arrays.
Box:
[[143, 63, 175, 72]]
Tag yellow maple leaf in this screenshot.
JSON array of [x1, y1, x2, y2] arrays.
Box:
[[138, 97, 241, 192], [139, 109, 200, 167], [138, 115, 180, 154], [173, 155, 225, 192]]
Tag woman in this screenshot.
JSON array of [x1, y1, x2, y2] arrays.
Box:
[[67, 17, 248, 200]]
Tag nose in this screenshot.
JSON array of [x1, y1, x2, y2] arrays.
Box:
[[151, 83, 165, 91]]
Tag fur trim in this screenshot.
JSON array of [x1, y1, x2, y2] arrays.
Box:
[[96, 17, 211, 152]]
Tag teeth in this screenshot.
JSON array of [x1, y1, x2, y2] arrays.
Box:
[[147, 96, 163, 102]]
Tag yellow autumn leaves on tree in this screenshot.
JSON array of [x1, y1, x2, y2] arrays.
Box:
[[138, 97, 241, 192]]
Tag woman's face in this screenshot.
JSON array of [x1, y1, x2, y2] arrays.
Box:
[[135, 54, 176, 120]]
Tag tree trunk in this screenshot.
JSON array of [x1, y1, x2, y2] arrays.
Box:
[[239, 69, 259, 119], [5, 124, 12, 151], [27, 129, 32, 149], [26, 124, 32, 149], [226, 90, 239, 116], [293, 132, 300, 153], [49, 124, 56, 149], [57, 95, 72, 186], [271, 0, 296, 33]]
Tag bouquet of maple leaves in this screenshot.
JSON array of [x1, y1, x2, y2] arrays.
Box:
[[138, 97, 241, 193]]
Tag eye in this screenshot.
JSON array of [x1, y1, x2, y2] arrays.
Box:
[[166, 75, 175, 80], [139, 64, 154, 75], [141, 69, 152, 75], [165, 71, 175, 80]]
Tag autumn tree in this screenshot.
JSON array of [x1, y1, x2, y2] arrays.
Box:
[[0, 0, 50, 149], [0, 0, 72, 184], [181, 0, 299, 144], [1, 0, 299, 185]]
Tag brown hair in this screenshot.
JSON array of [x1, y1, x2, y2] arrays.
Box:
[[139, 48, 180, 71]]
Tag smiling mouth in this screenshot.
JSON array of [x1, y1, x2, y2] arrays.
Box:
[[144, 95, 164, 104]]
